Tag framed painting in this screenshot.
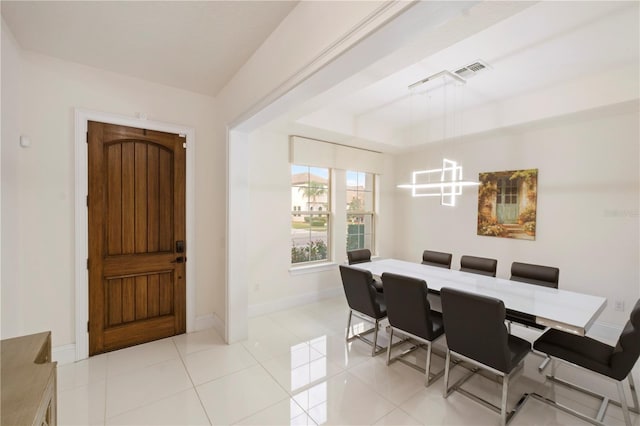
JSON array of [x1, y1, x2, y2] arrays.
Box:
[[477, 169, 538, 240]]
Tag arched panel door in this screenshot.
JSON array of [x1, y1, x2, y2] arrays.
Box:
[[88, 121, 186, 355]]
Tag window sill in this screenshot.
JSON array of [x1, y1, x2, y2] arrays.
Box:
[[289, 262, 337, 276]]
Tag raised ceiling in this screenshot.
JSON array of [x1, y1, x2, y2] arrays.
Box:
[[1, 1, 297, 96], [289, 1, 640, 151]]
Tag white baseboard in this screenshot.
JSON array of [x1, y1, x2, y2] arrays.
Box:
[[211, 313, 225, 339], [55, 315, 226, 364], [248, 287, 343, 318], [195, 314, 216, 331], [195, 313, 225, 341], [53, 344, 77, 365]]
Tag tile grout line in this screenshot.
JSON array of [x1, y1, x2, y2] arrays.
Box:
[[242, 339, 313, 425], [102, 338, 206, 424], [185, 341, 263, 387], [104, 339, 181, 380], [235, 326, 353, 425], [68, 296, 632, 426], [176, 329, 306, 425], [172, 335, 215, 426], [102, 365, 108, 426]]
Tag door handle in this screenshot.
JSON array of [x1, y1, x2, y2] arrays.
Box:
[[172, 256, 186, 264]]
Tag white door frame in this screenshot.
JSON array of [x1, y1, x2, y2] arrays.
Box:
[[74, 109, 196, 360]]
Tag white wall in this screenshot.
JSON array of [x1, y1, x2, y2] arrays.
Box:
[[5, 0, 633, 352], [1, 19, 24, 338], [393, 102, 640, 326], [219, 0, 411, 341], [1, 0, 412, 348], [246, 127, 395, 313], [0, 38, 224, 346]]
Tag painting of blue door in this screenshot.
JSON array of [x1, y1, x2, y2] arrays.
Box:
[[496, 177, 519, 224], [477, 169, 537, 240]]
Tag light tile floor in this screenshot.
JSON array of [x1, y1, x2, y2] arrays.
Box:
[[58, 297, 640, 425]]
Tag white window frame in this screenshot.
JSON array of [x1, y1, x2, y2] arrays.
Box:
[[290, 165, 332, 266], [346, 170, 376, 254]]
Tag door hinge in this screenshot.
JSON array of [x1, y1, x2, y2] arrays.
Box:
[[86, 195, 89, 207], [86, 131, 88, 143], [87, 321, 90, 332], [86, 258, 89, 269]]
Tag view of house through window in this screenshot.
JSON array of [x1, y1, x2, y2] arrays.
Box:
[[346, 171, 374, 252], [291, 165, 330, 264]]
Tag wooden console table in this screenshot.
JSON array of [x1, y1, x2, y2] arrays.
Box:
[[1, 331, 57, 426]]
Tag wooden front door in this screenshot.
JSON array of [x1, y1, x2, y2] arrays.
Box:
[[88, 121, 186, 355]]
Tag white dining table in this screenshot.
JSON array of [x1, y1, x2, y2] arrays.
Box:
[[352, 258, 607, 336]]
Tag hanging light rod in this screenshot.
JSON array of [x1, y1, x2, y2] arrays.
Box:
[[408, 70, 466, 90], [397, 181, 480, 189]]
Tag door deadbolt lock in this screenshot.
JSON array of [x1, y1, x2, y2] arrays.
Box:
[[176, 240, 185, 253]]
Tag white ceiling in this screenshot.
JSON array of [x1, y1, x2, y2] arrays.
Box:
[[2, 0, 638, 147], [1, 1, 297, 96], [291, 1, 640, 150]]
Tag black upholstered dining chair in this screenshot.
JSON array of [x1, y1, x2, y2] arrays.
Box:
[[421, 250, 452, 269], [460, 255, 498, 277], [339, 265, 387, 356], [507, 261, 560, 334], [532, 299, 640, 426], [382, 272, 445, 386], [347, 249, 383, 293], [510, 262, 559, 288], [441, 287, 531, 426], [347, 248, 372, 265]]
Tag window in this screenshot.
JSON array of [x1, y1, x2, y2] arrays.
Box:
[[291, 165, 330, 264], [346, 171, 375, 252]]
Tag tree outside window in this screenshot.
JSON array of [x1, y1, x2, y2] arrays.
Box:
[[291, 165, 330, 264]]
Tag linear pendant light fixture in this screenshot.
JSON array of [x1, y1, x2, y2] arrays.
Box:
[[397, 70, 479, 206]]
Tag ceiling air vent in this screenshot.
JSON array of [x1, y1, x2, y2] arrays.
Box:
[[454, 60, 490, 79]]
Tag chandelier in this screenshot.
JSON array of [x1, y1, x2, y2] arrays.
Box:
[[397, 70, 479, 206]]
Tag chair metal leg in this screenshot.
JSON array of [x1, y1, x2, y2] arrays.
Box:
[[424, 341, 433, 387], [542, 378, 632, 426], [617, 381, 632, 426], [540, 357, 640, 426], [345, 310, 387, 356], [386, 328, 394, 366], [372, 319, 379, 357], [629, 372, 639, 413], [384, 328, 445, 386], [443, 349, 451, 398], [441, 350, 529, 425], [501, 374, 509, 426], [538, 355, 551, 372], [345, 310, 353, 341]]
